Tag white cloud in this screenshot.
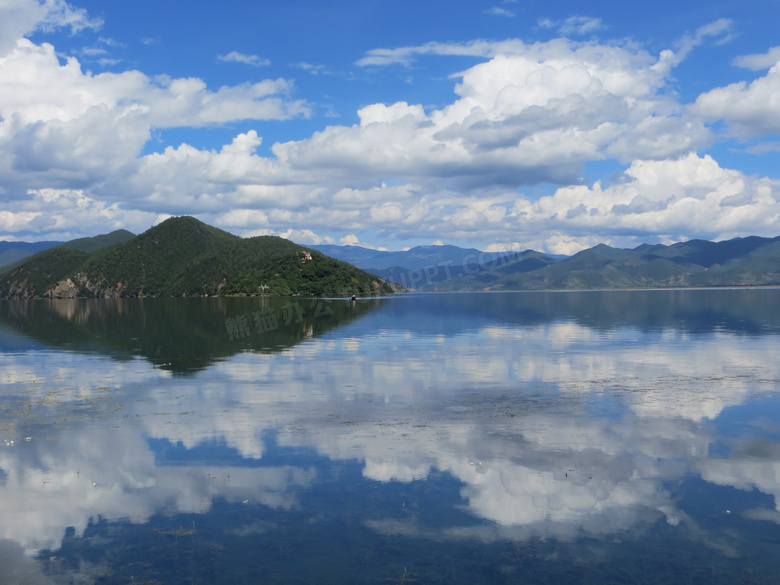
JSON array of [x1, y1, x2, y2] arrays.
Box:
[[276, 39, 708, 193], [292, 61, 328, 75], [671, 18, 734, 64], [356, 39, 509, 67], [253, 226, 329, 245], [0, 38, 310, 199], [0, 188, 163, 240], [745, 141, 780, 155], [0, 7, 777, 252], [0, 0, 102, 55], [79, 46, 106, 56], [0, 40, 305, 128], [218, 51, 271, 67], [82, 148, 777, 253], [563, 16, 605, 35], [693, 61, 780, 137], [733, 46, 780, 70], [537, 233, 607, 256], [506, 153, 780, 248], [485, 7, 515, 18], [539, 16, 606, 36]]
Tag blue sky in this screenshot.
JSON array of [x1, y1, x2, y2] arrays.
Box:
[[1, 0, 780, 253]]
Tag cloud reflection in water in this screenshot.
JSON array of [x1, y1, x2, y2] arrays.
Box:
[[0, 291, 779, 574]]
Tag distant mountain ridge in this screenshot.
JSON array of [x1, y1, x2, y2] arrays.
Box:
[[0, 230, 138, 272], [0, 240, 63, 269], [0, 217, 395, 299], [309, 243, 554, 289], [60, 229, 137, 254], [314, 236, 780, 291], [432, 235, 780, 291], [311, 243, 490, 271]]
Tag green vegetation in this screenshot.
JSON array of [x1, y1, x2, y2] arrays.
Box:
[[60, 229, 136, 253], [0, 247, 91, 298], [6, 221, 776, 297], [0, 229, 135, 278], [433, 236, 780, 291], [0, 217, 395, 299]]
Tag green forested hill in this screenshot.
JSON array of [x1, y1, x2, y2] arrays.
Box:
[[0, 217, 394, 299], [0, 247, 92, 298], [60, 229, 137, 253], [0, 228, 136, 296], [0, 229, 135, 277]]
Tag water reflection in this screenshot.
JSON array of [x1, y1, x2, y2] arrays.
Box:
[[0, 296, 384, 373], [1, 290, 780, 583]]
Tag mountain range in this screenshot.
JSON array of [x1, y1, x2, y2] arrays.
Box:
[[314, 236, 780, 291], [430, 236, 780, 291], [0, 240, 63, 268], [309, 243, 534, 289], [2, 222, 779, 296]]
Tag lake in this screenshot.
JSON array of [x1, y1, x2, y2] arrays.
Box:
[[2, 289, 780, 584]]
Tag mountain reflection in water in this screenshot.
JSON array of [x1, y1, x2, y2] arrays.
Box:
[[1, 290, 780, 584]]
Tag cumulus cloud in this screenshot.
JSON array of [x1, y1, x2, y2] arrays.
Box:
[[0, 38, 310, 198], [0, 188, 164, 240], [0, 0, 101, 55], [694, 60, 780, 137], [0, 5, 778, 252], [281, 39, 705, 187], [506, 153, 780, 245]]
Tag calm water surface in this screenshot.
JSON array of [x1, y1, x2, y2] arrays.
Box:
[[2, 290, 780, 584]]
